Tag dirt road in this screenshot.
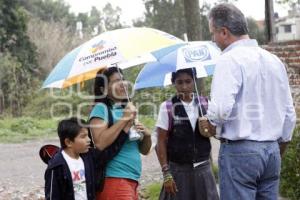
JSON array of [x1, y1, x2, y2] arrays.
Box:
[[0, 137, 220, 199]]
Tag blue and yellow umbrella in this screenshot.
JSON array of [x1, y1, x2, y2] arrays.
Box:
[[42, 27, 183, 88]]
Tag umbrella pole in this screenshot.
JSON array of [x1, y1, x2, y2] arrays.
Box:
[[193, 72, 204, 117], [116, 66, 131, 102], [116, 65, 142, 140]]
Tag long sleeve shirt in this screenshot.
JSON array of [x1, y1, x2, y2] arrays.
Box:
[[207, 39, 296, 142]]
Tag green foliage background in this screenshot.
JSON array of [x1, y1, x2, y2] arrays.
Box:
[[280, 127, 300, 200]]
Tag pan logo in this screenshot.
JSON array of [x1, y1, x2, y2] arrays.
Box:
[[91, 40, 105, 53], [183, 45, 211, 62]]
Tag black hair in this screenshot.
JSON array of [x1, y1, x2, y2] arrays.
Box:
[[171, 68, 197, 84], [94, 66, 128, 108], [208, 3, 248, 36], [57, 117, 87, 149]]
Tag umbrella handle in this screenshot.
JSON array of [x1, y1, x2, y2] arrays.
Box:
[[116, 64, 138, 126], [193, 72, 204, 117]]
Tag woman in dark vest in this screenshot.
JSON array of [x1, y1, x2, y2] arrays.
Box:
[[155, 68, 219, 200]]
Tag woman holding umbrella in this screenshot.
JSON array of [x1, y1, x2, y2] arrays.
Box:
[[155, 68, 219, 200], [89, 67, 152, 200]]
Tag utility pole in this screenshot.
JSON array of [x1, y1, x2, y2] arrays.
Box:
[[183, 0, 205, 94], [265, 0, 276, 43]]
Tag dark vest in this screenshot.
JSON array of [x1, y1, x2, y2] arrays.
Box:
[[167, 96, 211, 164]]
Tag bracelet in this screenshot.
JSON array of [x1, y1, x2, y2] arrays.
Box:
[[161, 164, 170, 172], [163, 171, 173, 183]]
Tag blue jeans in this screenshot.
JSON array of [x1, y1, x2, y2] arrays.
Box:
[[218, 140, 281, 200]]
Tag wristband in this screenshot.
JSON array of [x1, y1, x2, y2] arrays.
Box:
[[163, 171, 173, 183], [161, 164, 170, 172]]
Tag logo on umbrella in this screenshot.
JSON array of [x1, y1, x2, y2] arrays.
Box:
[[91, 40, 105, 53], [183, 45, 211, 62]]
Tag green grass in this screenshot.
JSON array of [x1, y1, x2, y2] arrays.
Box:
[[0, 117, 58, 143], [212, 163, 219, 183], [144, 182, 162, 200], [0, 116, 156, 143]]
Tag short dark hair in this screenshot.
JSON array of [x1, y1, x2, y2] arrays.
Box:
[[208, 3, 248, 36], [171, 68, 196, 83], [57, 117, 87, 149]]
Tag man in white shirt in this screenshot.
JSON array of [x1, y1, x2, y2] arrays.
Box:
[[199, 3, 296, 200]]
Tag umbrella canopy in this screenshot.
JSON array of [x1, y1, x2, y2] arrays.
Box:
[[42, 27, 183, 88], [134, 41, 221, 90]]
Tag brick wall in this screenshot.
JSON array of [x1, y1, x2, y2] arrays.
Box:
[[264, 40, 300, 121]]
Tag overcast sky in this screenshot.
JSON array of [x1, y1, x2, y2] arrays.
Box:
[[64, 0, 289, 24]]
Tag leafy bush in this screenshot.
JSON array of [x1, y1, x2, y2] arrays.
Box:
[[10, 118, 40, 133], [23, 90, 91, 118], [139, 116, 156, 130], [280, 126, 300, 200]]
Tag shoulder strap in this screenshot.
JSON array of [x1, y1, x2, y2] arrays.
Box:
[[166, 100, 173, 133], [89, 104, 114, 148], [107, 106, 114, 128]]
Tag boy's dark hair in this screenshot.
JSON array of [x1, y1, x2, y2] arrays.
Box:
[[57, 117, 87, 149], [171, 68, 197, 83]]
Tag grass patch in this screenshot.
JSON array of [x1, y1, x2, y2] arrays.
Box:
[[0, 117, 58, 143], [144, 182, 162, 200], [139, 115, 156, 130], [0, 116, 156, 143], [212, 163, 219, 183]]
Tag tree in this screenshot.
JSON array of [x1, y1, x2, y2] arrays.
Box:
[[0, 0, 37, 69], [140, 0, 186, 39], [102, 3, 123, 30], [26, 17, 85, 76], [0, 0, 38, 116], [76, 4, 123, 36], [247, 17, 267, 44], [77, 12, 90, 32], [184, 0, 202, 40], [18, 0, 76, 26], [138, 0, 210, 40], [88, 6, 102, 34]]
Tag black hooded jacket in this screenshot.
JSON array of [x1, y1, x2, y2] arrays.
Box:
[[44, 132, 128, 200]]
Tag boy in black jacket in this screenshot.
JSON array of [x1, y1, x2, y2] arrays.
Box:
[[44, 117, 127, 200]]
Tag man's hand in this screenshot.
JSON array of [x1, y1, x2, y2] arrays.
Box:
[[279, 142, 289, 158], [198, 117, 216, 137]]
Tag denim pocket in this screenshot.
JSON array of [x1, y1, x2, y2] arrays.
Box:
[[229, 153, 261, 186]]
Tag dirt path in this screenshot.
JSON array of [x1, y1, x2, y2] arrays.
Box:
[[0, 137, 219, 199]]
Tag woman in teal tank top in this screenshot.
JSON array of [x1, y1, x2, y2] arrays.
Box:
[[89, 67, 152, 200]]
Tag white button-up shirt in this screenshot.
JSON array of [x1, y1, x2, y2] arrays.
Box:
[[207, 39, 296, 142]]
